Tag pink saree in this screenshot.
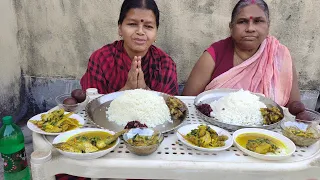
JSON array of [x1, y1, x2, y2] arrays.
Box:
[[205, 36, 293, 106]]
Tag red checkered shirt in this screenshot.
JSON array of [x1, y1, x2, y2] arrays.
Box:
[[55, 174, 90, 180], [81, 40, 178, 95]]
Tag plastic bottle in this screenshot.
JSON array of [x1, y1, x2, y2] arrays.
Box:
[[0, 116, 31, 180], [86, 88, 102, 102]]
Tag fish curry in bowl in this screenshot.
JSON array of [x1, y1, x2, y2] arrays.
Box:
[[236, 133, 286, 155], [233, 128, 296, 161], [52, 128, 124, 160]]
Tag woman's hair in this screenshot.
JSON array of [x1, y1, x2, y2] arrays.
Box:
[[231, 0, 269, 24], [118, 0, 160, 28]]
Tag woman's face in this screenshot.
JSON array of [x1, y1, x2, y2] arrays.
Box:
[[230, 4, 269, 51], [119, 8, 157, 56]]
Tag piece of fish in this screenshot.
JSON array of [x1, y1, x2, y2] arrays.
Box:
[[96, 129, 127, 149]]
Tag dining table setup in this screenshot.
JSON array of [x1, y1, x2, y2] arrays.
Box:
[[28, 88, 320, 180]]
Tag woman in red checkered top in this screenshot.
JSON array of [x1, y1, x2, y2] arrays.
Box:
[[80, 0, 179, 96], [57, 0, 178, 179]]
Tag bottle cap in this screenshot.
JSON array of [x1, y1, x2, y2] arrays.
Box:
[[86, 88, 98, 95], [31, 150, 52, 164], [2, 116, 13, 124]]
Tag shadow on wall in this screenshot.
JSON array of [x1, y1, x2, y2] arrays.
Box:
[[2, 76, 82, 126], [23, 76, 81, 116], [0, 69, 26, 126]]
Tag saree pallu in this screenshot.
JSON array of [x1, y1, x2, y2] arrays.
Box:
[[205, 36, 293, 106]]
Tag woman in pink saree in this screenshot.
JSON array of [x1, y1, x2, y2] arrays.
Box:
[[182, 0, 300, 106]]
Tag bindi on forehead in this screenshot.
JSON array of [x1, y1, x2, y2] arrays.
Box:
[[126, 9, 156, 23], [239, 16, 264, 20]]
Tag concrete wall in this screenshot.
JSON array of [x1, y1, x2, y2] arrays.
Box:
[[1, 0, 320, 118], [0, 0, 22, 119]]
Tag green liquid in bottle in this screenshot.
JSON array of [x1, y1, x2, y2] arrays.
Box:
[[0, 116, 31, 180]]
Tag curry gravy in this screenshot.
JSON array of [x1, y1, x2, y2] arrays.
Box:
[[236, 133, 287, 152], [67, 131, 115, 150]]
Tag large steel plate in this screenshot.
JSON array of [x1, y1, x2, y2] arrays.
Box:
[[194, 89, 284, 131], [85, 91, 188, 133]]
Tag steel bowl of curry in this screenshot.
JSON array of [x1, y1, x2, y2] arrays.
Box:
[[233, 128, 296, 161], [52, 128, 123, 160], [122, 128, 164, 156]]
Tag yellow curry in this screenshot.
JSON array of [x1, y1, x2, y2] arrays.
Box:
[[30, 109, 81, 133], [53, 130, 126, 153], [180, 125, 228, 148], [236, 133, 287, 155]]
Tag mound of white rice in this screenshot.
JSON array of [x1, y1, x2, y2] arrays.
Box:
[[210, 89, 267, 126], [106, 89, 171, 127]]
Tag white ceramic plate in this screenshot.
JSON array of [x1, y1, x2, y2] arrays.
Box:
[[52, 128, 119, 160], [176, 124, 233, 152], [233, 128, 296, 161], [27, 112, 85, 136]]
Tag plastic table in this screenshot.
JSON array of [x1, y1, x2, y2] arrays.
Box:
[[30, 96, 320, 180]]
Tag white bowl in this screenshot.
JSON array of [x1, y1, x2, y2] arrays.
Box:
[[52, 128, 119, 160], [233, 128, 296, 161], [176, 124, 233, 152]]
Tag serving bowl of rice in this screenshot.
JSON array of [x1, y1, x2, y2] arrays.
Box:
[[194, 89, 284, 131], [85, 89, 188, 133]]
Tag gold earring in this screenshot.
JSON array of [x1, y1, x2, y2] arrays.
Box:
[[154, 40, 157, 43]]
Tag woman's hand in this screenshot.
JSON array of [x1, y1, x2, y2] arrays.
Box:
[[137, 56, 149, 89], [121, 56, 149, 91], [122, 56, 139, 90]]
